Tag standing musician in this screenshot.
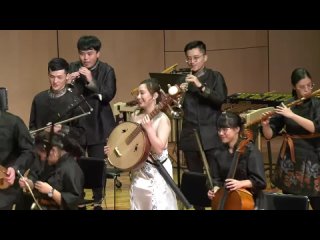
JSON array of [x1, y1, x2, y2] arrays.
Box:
[[69, 35, 117, 210], [178, 40, 228, 173], [0, 109, 34, 210], [177, 40, 228, 210], [18, 131, 84, 210], [207, 112, 266, 209], [261, 67, 320, 210], [29, 57, 85, 142], [104, 78, 178, 210]]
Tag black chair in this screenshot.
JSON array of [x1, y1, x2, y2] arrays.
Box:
[[263, 192, 310, 210], [77, 157, 122, 210], [180, 171, 211, 208], [105, 167, 122, 209]]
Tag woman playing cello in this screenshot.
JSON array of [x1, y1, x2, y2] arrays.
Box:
[[207, 112, 266, 209]]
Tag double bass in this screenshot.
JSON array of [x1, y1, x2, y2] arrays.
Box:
[[211, 129, 255, 210]]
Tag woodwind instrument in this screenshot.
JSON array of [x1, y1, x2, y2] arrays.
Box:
[[167, 68, 206, 118], [248, 88, 320, 127]]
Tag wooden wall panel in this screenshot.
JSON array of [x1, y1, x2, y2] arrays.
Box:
[[269, 30, 320, 93], [0, 30, 58, 124], [1, 30, 320, 126], [165, 47, 269, 95], [164, 30, 268, 51], [58, 30, 164, 104]]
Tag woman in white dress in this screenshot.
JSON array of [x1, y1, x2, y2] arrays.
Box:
[[105, 78, 177, 210]]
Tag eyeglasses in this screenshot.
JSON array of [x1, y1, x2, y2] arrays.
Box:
[[217, 128, 231, 134], [296, 83, 315, 91], [185, 55, 204, 63]]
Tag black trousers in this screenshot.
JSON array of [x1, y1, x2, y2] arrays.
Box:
[[83, 143, 106, 203], [183, 149, 216, 210], [183, 148, 216, 173]]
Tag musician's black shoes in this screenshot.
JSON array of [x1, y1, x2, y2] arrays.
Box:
[[93, 205, 103, 210]]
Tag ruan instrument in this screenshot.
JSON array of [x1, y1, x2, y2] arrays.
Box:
[[107, 90, 177, 171], [0, 165, 10, 190], [212, 129, 255, 210]]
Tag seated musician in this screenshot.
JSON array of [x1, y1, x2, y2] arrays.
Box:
[[104, 78, 178, 210], [0, 110, 34, 210], [29, 57, 85, 144], [207, 112, 266, 209], [18, 131, 84, 210]]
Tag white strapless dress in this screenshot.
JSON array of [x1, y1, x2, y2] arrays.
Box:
[[130, 149, 178, 210]]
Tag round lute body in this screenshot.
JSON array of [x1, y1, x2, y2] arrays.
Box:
[[107, 122, 151, 171], [0, 165, 10, 190], [107, 90, 176, 171]]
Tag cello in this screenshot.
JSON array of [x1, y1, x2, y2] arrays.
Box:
[[211, 129, 255, 210]]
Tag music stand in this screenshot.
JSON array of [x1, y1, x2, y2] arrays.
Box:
[[149, 73, 186, 93], [263, 193, 310, 210]]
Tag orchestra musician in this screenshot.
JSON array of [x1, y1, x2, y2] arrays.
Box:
[[207, 112, 266, 209], [0, 109, 34, 210], [69, 35, 117, 210], [104, 78, 178, 210], [29, 57, 85, 142], [177, 40, 228, 209], [18, 131, 84, 210], [261, 67, 320, 210]]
